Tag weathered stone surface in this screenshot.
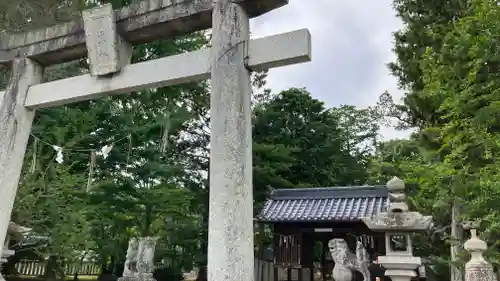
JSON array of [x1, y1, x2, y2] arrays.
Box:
[[118, 237, 158, 281], [0, 8, 313, 281], [207, 2, 253, 281], [378, 256, 421, 281], [248, 28, 311, 71], [464, 228, 497, 281], [20, 29, 311, 109], [83, 4, 122, 76], [122, 238, 139, 278], [0, 58, 43, 261], [364, 178, 430, 281], [328, 239, 371, 281], [0, 221, 32, 281], [0, 9, 313, 281], [362, 211, 433, 231], [362, 177, 433, 232], [0, 51, 9, 63], [7, 221, 31, 241], [0, 0, 287, 66]]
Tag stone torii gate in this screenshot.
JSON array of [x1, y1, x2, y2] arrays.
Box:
[[0, 1, 311, 281]]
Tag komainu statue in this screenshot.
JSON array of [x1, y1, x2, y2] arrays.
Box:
[[119, 237, 157, 281], [137, 237, 157, 275], [328, 238, 371, 281], [123, 238, 139, 278]]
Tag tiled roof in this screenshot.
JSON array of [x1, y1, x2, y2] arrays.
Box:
[[258, 185, 389, 222]]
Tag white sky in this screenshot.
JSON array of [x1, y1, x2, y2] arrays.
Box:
[[250, 0, 413, 140]]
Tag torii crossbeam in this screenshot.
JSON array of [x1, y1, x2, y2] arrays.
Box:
[[0, 1, 312, 281]]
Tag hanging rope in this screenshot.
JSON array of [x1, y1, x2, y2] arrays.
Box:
[[30, 137, 39, 174], [87, 149, 96, 192], [160, 112, 171, 155], [125, 134, 132, 172]]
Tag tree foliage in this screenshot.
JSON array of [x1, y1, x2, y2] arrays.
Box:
[[418, 0, 500, 263], [253, 88, 374, 190], [11, 0, 500, 280], [383, 0, 500, 279]]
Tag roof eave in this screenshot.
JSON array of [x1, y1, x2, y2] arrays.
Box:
[[256, 218, 369, 224]]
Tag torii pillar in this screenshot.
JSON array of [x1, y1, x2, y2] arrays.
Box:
[[209, 2, 254, 281], [0, 3, 312, 281]]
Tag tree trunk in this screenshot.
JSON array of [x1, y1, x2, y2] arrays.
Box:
[[450, 199, 464, 281], [196, 265, 207, 281], [195, 214, 208, 281], [106, 256, 115, 274], [101, 262, 107, 275], [142, 205, 153, 237], [43, 256, 59, 281], [196, 191, 209, 281]]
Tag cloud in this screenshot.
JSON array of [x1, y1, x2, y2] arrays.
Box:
[[250, 0, 411, 140]]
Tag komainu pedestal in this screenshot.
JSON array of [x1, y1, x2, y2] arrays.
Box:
[[118, 237, 158, 281]]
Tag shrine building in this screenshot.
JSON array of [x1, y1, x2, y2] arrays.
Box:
[[257, 185, 437, 281]]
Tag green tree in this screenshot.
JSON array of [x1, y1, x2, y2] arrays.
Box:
[[368, 138, 420, 183], [330, 104, 383, 184], [367, 137, 453, 279], [253, 88, 359, 188], [387, 1, 474, 280], [418, 0, 500, 267], [2, 0, 211, 278], [389, 0, 468, 129]]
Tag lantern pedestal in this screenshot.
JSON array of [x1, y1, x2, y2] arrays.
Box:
[[378, 256, 421, 281]]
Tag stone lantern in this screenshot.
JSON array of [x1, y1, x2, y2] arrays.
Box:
[[462, 222, 497, 281], [362, 177, 433, 281]]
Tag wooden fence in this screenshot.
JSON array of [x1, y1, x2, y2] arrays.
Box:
[[15, 260, 101, 276], [14, 260, 166, 277], [254, 259, 274, 281], [254, 260, 313, 281], [15, 259, 310, 281]]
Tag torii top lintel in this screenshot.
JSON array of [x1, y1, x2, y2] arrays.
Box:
[[0, 0, 288, 66]]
